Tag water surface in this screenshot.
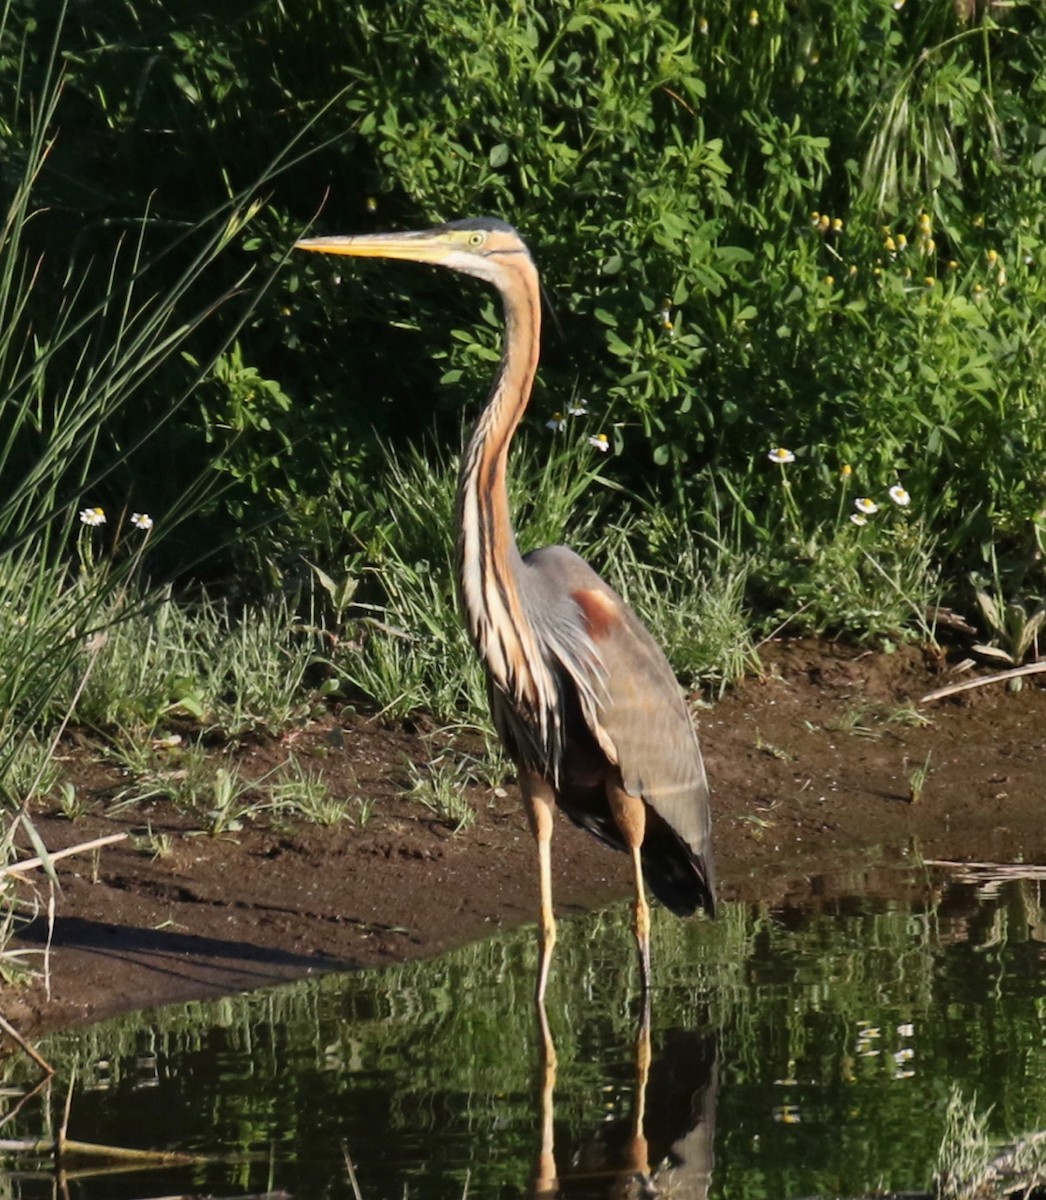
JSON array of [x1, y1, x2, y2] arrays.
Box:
[[3, 867, 1045, 1198]]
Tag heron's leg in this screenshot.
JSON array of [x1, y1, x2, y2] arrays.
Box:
[[520, 770, 558, 1016], [608, 781, 651, 993], [623, 987, 653, 1181], [519, 771, 559, 1191], [630, 845, 652, 991], [532, 1001, 559, 1197]]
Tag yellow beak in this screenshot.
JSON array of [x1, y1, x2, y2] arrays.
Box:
[[294, 231, 453, 265]]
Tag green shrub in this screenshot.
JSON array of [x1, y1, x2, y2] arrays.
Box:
[[2, 0, 1043, 710]]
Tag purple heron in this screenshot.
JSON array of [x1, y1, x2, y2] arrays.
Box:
[[296, 218, 715, 999]]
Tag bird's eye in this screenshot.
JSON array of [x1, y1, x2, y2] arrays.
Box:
[[468, 231, 485, 247]]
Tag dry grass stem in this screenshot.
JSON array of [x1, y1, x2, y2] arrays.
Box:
[[0, 1135, 198, 1163], [925, 861, 1046, 883], [1, 832, 127, 878], [921, 660, 1046, 702], [341, 1141, 364, 1200], [0, 1012, 54, 1075]]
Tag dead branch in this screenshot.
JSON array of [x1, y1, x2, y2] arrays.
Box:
[[1, 832, 128, 878], [0, 1013, 54, 1075], [0, 1136, 196, 1164], [920, 660, 1046, 703]]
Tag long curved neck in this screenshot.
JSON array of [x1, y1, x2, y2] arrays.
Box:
[[455, 252, 542, 693]]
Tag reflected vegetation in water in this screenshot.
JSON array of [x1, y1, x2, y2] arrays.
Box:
[[2, 870, 1045, 1199]]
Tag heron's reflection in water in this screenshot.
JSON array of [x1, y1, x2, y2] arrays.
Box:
[[532, 1002, 717, 1199]]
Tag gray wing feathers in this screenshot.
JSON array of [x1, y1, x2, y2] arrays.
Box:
[[521, 546, 712, 860], [585, 601, 712, 857]]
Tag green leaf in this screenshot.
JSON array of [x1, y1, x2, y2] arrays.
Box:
[[19, 814, 61, 891], [604, 330, 632, 357]]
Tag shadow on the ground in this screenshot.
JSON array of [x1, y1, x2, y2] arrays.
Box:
[[18, 914, 352, 1002]]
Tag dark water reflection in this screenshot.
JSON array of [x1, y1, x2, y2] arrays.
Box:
[[3, 869, 1045, 1199]]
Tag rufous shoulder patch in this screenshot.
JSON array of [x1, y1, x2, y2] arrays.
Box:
[[572, 588, 619, 640]]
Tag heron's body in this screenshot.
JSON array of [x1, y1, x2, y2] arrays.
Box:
[[494, 544, 713, 918], [296, 217, 714, 997]]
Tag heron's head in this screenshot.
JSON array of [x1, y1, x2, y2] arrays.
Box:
[[294, 217, 531, 287]]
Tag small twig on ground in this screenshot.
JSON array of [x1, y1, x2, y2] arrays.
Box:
[[920, 660, 1046, 703], [1, 832, 128, 878]]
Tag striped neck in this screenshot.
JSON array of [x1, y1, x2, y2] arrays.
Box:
[[455, 252, 557, 744]]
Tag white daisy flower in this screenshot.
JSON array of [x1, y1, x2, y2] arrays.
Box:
[[131, 512, 154, 531], [888, 485, 910, 507], [79, 507, 106, 527], [567, 402, 588, 417], [854, 497, 879, 515], [588, 433, 610, 452], [546, 413, 566, 431], [768, 448, 795, 464], [850, 514, 868, 526]]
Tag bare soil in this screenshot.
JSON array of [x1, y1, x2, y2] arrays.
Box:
[[4, 640, 1045, 1040]]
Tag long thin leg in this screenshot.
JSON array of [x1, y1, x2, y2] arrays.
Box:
[[629, 846, 652, 992], [520, 770, 558, 1014], [608, 781, 651, 994], [623, 989, 653, 1182], [519, 770, 559, 1193], [531, 1001, 559, 1197]]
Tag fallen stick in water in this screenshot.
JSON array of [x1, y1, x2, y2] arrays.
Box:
[[0, 1013, 54, 1076], [0, 1136, 196, 1164]]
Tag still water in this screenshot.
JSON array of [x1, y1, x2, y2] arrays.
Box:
[[3, 867, 1045, 1198]]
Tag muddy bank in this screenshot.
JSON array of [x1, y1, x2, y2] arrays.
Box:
[[5, 640, 1045, 1039]]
